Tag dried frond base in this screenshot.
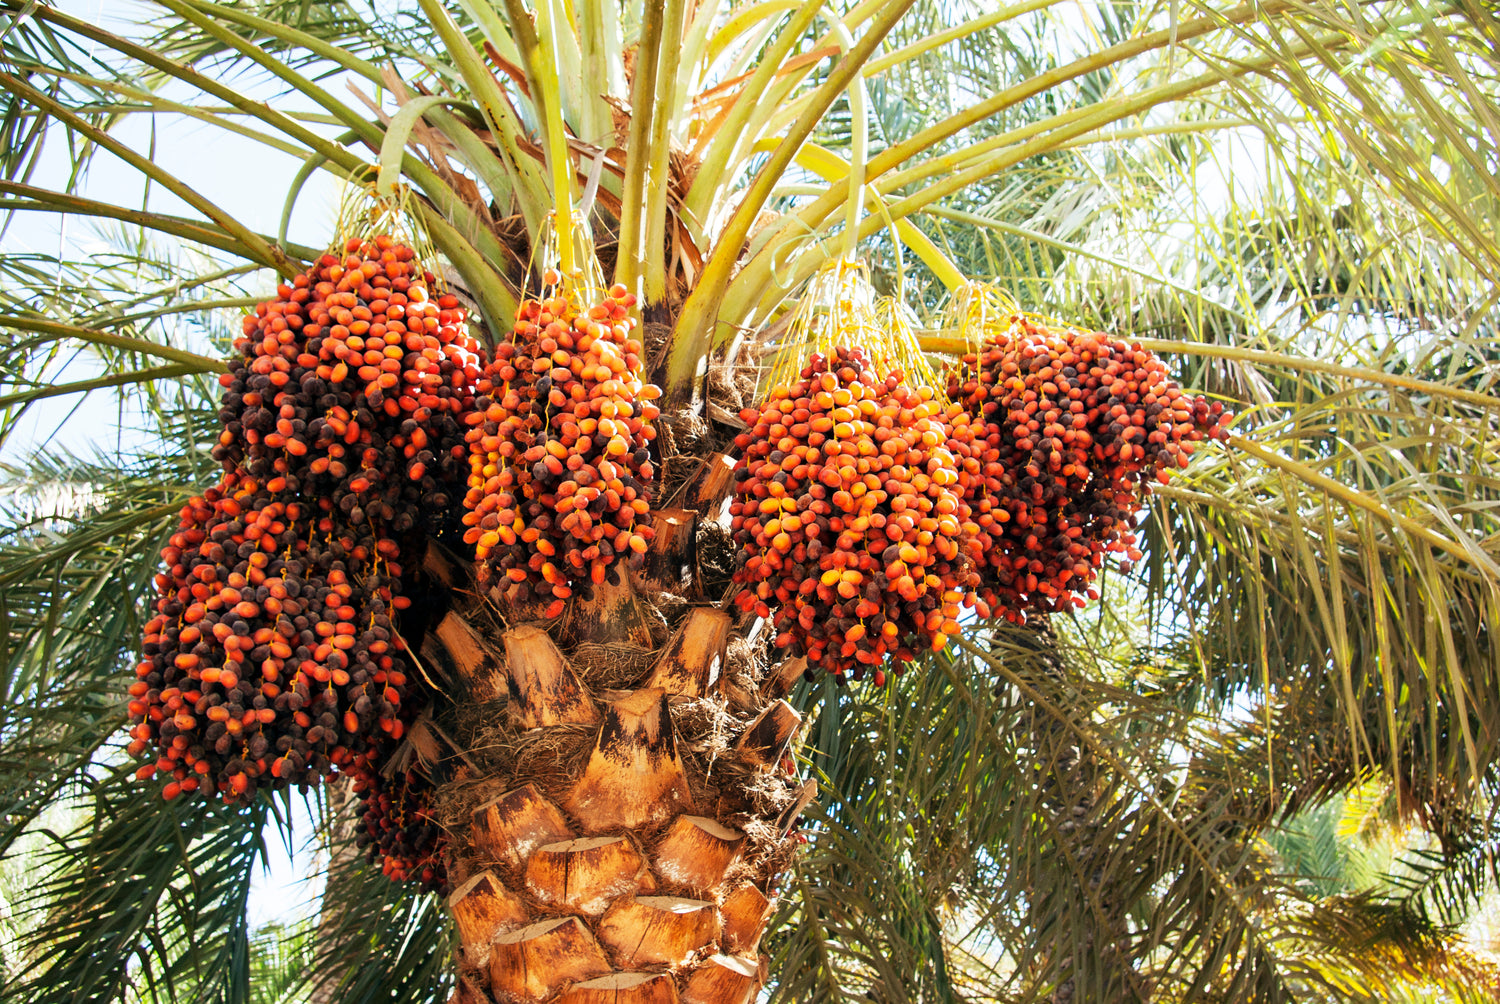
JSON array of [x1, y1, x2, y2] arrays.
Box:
[[427, 586, 808, 1004]]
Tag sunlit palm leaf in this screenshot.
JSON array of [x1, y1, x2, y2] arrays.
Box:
[[1, 764, 272, 1004], [0, 442, 215, 854], [295, 830, 454, 1004]]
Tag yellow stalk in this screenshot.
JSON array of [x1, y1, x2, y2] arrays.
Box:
[[837, 0, 889, 33], [420, 0, 552, 235], [758, 140, 963, 290], [0, 316, 227, 371], [613, 0, 665, 292], [0, 182, 320, 264], [703, 0, 802, 69], [748, 0, 1302, 277], [664, 0, 919, 403], [682, 0, 835, 227], [726, 28, 1353, 326], [919, 204, 1231, 312], [1227, 436, 1492, 571], [0, 72, 298, 278], [860, 0, 1063, 78], [892, 217, 964, 291], [536, 0, 577, 276], [166, 0, 518, 284], [643, 0, 689, 302], [0, 364, 206, 408], [829, 21, 867, 263]]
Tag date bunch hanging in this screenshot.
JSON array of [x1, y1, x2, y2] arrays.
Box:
[[944, 285, 1230, 619], [462, 270, 661, 617], [130, 212, 482, 806], [729, 266, 981, 684]]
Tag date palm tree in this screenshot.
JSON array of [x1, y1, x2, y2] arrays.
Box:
[[2, 1, 1498, 1001]]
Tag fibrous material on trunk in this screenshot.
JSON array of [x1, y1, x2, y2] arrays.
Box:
[[415, 540, 807, 1004]]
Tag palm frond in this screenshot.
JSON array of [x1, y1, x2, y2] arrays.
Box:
[[293, 807, 453, 1004], [1, 763, 272, 1004], [245, 919, 317, 1004], [1386, 822, 1500, 929], [0, 443, 212, 857], [1274, 891, 1500, 1003]]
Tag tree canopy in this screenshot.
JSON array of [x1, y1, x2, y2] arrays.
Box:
[[1, 1, 1498, 1001]]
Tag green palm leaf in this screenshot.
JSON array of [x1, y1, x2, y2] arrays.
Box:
[[1, 766, 272, 1004]]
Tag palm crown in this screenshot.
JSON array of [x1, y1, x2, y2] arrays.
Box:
[[1, 1, 1498, 1001]]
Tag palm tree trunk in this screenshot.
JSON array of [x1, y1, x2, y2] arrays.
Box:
[[418, 495, 810, 1003]]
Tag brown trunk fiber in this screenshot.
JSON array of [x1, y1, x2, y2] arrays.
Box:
[[652, 816, 744, 897], [417, 541, 806, 1004], [693, 453, 738, 512], [734, 701, 800, 767], [681, 955, 763, 1004], [525, 836, 649, 915], [596, 896, 720, 967], [644, 608, 731, 697], [489, 917, 614, 1002], [566, 688, 694, 832], [635, 510, 698, 593], [426, 611, 508, 702], [470, 785, 575, 871], [503, 627, 599, 728], [718, 885, 771, 955]]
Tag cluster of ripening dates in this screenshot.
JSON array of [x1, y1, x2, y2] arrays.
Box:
[[947, 318, 1228, 618], [129, 237, 479, 891], [350, 762, 449, 893], [731, 346, 979, 684], [211, 235, 480, 517], [130, 472, 413, 801], [730, 321, 1228, 684], [462, 275, 660, 614], [130, 246, 1226, 879]]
